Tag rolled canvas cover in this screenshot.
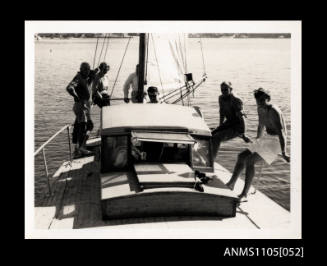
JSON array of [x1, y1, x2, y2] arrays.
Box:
[[131, 130, 196, 144]]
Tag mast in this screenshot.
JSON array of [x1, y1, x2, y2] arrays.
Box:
[[137, 33, 146, 103]]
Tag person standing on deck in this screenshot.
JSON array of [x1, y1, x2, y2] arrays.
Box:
[[66, 62, 94, 158], [226, 88, 290, 200], [211, 82, 250, 160], [92, 62, 111, 108], [123, 64, 139, 103]]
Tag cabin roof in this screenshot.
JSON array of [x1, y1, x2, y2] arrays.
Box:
[[101, 104, 211, 136]]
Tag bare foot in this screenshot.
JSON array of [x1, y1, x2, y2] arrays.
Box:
[[238, 193, 248, 202]]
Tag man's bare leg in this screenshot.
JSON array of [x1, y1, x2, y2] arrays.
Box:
[[78, 123, 92, 156], [226, 149, 252, 190], [211, 136, 222, 159], [211, 128, 236, 159], [238, 152, 263, 199]]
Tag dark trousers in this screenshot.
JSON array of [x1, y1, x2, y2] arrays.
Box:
[[211, 122, 243, 158], [72, 119, 87, 146]]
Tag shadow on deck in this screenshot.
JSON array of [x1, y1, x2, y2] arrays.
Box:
[[35, 153, 227, 229], [35, 154, 102, 229]]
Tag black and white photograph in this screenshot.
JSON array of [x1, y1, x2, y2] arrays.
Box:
[[25, 21, 302, 239]]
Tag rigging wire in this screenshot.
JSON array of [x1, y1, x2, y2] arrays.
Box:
[[97, 34, 107, 66], [184, 34, 188, 73], [184, 34, 191, 106], [103, 34, 110, 61], [110, 37, 132, 97], [182, 34, 187, 73], [180, 87, 184, 106], [178, 34, 189, 106], [162, 86, 187, 103], [161, 84, 187, 100], [165, 35, 208, 105], [175, 34, 187, 83], [177, 34, 186, 73], [92, 37, 99, 69], [144, 34, 206, 105], [171, 78, 206, 104], [166, 85, 193, 103], [144, 34, 149, 85], [187, 85, 191, 106], [151, 34, 166, 102], [199, 36, 207, 75], [160, 76, 204, 104], [157, 34, 207, 105]]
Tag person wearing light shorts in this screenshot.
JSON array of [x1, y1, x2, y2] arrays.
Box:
[[226, 88, 290, 200], [66, 62, 94, 157], [248, 134, 281, 165]]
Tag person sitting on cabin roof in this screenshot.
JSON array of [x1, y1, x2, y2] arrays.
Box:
[[66, 62, 94, 158], [211, 81, 250, 160], [226, 88, 290, 200], [123, 64, 139, 103], [92, 62, 111, 108], [147, 86, 159, 103]]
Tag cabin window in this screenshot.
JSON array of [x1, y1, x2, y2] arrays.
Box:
[[191, 137, 213, 172], [101, 135, 128, 172], [130, 131, 194, 163]]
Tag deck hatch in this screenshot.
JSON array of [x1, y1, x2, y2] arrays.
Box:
[[131, 131, 196, 145]]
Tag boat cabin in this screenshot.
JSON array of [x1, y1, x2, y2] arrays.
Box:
[[98, 104, 240, 219], [100, 104, 214, 173]]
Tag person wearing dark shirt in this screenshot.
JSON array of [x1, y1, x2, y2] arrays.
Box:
[[211, 82, 250, 159], [66, 62, 94, 157]]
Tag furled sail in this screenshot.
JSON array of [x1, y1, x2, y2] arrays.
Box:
[[146, 33, 188, 96]]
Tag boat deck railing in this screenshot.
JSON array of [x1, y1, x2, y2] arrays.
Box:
[[34, 124, 73, 195]]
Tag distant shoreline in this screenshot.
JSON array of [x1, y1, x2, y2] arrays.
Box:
[[35, 33, 291, 40]]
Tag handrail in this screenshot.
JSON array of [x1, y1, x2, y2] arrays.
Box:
[[34, 124, 71, 156], [34, 124, 73, 195], [172, 76, 207, 104]]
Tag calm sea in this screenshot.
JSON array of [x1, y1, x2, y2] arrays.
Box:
[[34, 37, 290, 210]]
